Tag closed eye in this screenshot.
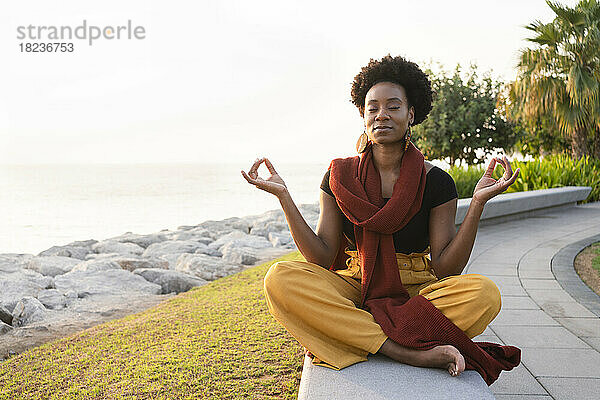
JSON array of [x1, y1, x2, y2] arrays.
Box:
[[368, 107, 400, 112]]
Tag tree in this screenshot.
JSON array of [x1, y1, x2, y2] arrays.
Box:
[[413, 64, 520, 166], [508, 0, 600, 160], [507, 109, 572, 157]]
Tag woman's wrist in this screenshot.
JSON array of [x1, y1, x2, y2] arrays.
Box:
[[470, 195, 487, 209], [277, 187, 291, 202]]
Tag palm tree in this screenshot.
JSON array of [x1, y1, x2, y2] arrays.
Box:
[[508, 0, 600, 159]]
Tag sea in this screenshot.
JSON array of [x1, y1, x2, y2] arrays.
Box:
[[0, 163, 334, 255]]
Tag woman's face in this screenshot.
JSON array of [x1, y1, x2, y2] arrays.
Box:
[[363, 81, 414, 146]]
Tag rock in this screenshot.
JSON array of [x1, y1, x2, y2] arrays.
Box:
[[84, 252, 121, 260], [143, 240, 207, 256], [36, 289, 68, 310], [265, 221, 289, 232], [54, 269, 162, 296], [133, 268, 208, 294], [248, 227, 268, 238], [67, 239, 98, 247], [195, 237, 213, 245], [197, 219, 251, 239], [92, 240, 144, 256], [158, 253, 185, 269], [142, 240, 208, 267], [206, 230, 247, 250], [206, 232, 274, 265], [194, 246, 222, 257], [268, 231, 293, 247], [0, 320, 13, 334], [220, 243, 260, 265], [112, 257, 169, 272], [0, 270, 55, 313], [204, 216, 254, 234], [175, 253, 243, 281], [24, 256, 80, 277], [0, 305, 13, 325], [70, 259, 122, 273], [0, 254, 34, 273], [250, 209, 285, 225], [11, 297, 47, 327], [38, 245, 92, 260], [207, 231, 273, 253], [176, 225, 196, 231], [165, 226, 212, 242], [108, 232, 167, 249]]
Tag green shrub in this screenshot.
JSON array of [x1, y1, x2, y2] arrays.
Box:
[[447, 164, 485, 199], [447, 154, 600, 203]]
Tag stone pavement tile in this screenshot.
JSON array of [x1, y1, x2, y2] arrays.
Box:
[[490, 363, 548, 395], [486, 275, 521, 286], [498, 285, 530, 297], [493, 326, 590, 348], [501, 296, 541, 310], [526, 289, 575, 303], [467, 255, 519, 265], [519, 258, 553, 270], [518, 268, 556, 279], [480, 326, 494, 335], [467, 264, 518, 276], [520, 348, 600, 378], [494, 396, 551, 400], [581, 337, 600, 351], [521, 279, 563, 290], [537, 377, 600, 400], [541, 301, 597, 318], [490, 309, 559, 326], [472, 334, 503, 344], [475, 253, 523, 264], [554, 317, 600, 337], [521, 246, 557, 258], [552, 270, 589, 283], [559, 282, 600, 302]]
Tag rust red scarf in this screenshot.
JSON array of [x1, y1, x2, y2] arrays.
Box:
[[327, 140, 521, 385]]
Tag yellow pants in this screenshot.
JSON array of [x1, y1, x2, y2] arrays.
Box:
[[263, 248, 502, 370]]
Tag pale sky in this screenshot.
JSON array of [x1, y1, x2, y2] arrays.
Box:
[[0, 0, 578, 166]]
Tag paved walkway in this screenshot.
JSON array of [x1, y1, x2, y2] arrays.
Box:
[[465, 201, 600, 399]]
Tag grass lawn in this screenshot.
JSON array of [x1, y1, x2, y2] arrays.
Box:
[[0, 251, 307, 399], [592, 242, 600, 274]]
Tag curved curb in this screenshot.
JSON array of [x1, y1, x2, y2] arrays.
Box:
[[551, 233, 600, 317]]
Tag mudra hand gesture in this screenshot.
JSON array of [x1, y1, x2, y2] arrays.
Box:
[[472, 155, 520, 204], [241, 157, 288, 198]]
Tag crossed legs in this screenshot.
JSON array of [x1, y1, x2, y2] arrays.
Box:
[[263, 260, 501, 376]]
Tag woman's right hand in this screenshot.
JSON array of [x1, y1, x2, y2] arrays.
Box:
[[241, 157, 288, 198]]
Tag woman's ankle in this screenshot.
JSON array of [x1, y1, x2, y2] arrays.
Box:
[[377, 338, 426, 367]]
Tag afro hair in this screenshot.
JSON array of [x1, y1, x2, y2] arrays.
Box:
[[350, 54, 433, 126]]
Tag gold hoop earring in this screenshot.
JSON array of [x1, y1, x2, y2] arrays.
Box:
[[356, 130, 369, 153], [404, 124, 412, 152]]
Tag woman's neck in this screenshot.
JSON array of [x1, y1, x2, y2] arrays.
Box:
[[372, 142, 405, 174]]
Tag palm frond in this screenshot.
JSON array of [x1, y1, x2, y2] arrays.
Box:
[[546, 0, 586, 28]]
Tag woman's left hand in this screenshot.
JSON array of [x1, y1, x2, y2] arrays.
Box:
[[472, 155, 520, 205]]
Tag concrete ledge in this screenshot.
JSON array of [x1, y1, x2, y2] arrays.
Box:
[[551, 233, 600, 317], [456, 186, 592, 227], [298, 353, 494, 400]]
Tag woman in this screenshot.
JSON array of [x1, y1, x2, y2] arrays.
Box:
[[241, 55, 521, 384]]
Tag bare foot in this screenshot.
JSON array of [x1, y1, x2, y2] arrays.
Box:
[[420, 345, 466, 377], [378, 339, 465, 377]]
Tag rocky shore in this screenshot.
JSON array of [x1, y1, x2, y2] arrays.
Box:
[[0, 201, 319, 361]]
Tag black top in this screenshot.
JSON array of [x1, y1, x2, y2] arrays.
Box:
[[320, 166, 458, 253]]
